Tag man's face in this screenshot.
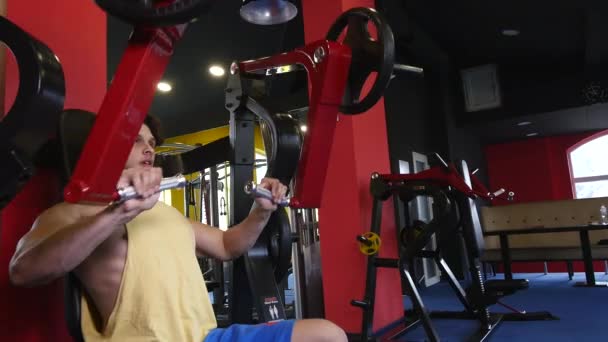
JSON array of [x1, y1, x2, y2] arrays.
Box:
[[125, 124, 156, 169]]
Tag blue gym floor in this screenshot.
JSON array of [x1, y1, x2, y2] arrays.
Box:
[[396, 272, 608, 341], [216, 273, 607, 340]]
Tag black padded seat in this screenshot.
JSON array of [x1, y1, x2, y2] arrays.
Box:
[[57, 109, 96, 183]]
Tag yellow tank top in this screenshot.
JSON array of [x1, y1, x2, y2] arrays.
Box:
[[81, 202, 217, 341]]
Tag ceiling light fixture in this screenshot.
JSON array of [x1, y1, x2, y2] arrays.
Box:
[[240, 0, 298, 26], [501, 29, 520, 37], [526, 132, 538, 137], [517, 121, 532, 126], [157, 82, 172, 92], [209, 65, 225, 77]]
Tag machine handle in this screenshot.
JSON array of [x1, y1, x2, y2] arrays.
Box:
[[244, 181, 290, 207], [491, 188, 506, 198], [115, 174, 187, 202]]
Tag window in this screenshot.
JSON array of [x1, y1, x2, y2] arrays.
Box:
[[568, 131, 608, 198]]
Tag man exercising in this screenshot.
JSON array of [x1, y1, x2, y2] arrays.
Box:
[[9, 116, 347, 342]]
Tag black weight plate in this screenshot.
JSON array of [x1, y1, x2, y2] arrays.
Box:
[[326, 7, 394, 114], [267, 208, 292, 282], [260, 113, 301, 187]]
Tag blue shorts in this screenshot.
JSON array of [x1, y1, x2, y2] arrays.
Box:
[[204, 320, 296, 342]]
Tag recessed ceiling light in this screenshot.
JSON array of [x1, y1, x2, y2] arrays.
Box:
[[526, 132, 538, 137], [517, 121, 532, 126], [501, 29, 520, 37], [157, 82, 172, 92], [300, 125, 307, 132], [209, 65, 225, 77]]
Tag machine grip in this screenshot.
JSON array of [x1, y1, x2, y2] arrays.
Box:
[[492, 188, 506, 198], [115, 174, 187, 202], [244, 181, 290, 207]]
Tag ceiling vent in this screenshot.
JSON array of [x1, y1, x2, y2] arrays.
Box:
[[461, 64, 502, 112]]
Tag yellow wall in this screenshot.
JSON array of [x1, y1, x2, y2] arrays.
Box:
[[158, 124, 266, 216]]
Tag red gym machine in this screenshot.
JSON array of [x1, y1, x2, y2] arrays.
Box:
[[63, 2, 396, 208], [59, 0, 399, 334]]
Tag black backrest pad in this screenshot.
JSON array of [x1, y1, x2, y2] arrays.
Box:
[[58, 109, 96, 180]]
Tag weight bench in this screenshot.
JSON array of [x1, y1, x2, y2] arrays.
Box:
[[354, 159, 555, 342]]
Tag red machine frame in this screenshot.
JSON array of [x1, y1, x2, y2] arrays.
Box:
[[378, 164, 477, 198], [64, 25, 187, 203], [236, 42, 351, 208], [378, 163, 512, 202], [64, 20, 355, 207]]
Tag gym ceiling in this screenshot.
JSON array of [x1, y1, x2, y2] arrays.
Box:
[[108, 0, 608, 142]]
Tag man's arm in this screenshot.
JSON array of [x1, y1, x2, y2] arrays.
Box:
[[9, 167, 163, 287], [9, 203, 126, 287], [192, 204, 273, 261], [192, 177, 287, 260]]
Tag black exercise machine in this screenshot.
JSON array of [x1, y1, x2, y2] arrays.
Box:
[[221, 58, 301, 325], [450, 160, 557, 321], [351, 174, 454, 341], [352, 158, 557, 342]]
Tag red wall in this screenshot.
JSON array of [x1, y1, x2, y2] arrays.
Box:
[[485, 131, 602, 273], [0, 1, 106, 340], [3, 1, 107, 113], [486, 138, 555, 203], [486, 133, 594, 203]]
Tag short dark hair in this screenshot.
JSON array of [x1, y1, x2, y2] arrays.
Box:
[[144, 115, 164, 146]]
